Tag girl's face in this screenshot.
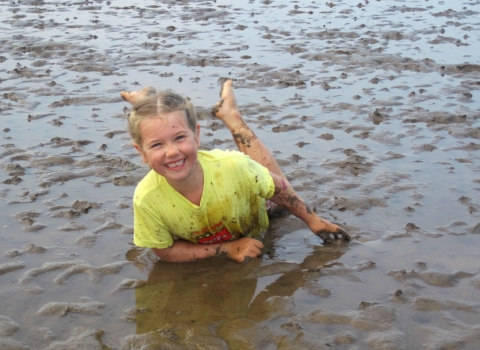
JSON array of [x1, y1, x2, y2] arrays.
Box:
[[135, 110, 201, 186]]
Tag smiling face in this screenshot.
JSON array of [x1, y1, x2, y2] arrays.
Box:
[[134, 110, 202, 187]]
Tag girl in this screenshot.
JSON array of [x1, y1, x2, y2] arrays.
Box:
[[122, 80, 350, 263]]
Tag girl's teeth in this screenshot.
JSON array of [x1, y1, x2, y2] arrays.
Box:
[[167, 159, 184, 168]]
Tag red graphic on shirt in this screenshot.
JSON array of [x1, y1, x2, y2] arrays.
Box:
[[197, 226, 233, 244]]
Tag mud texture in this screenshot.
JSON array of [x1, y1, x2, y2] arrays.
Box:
[[1, 0, 480, 349]]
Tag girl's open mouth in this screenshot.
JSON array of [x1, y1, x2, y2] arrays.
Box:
[[165, 159, 185, 169]]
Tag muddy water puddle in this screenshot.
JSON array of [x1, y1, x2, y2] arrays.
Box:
[[1, 0, 480, 349]]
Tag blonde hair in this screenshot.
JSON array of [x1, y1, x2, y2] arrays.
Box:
[[127, 90, 197, 146]]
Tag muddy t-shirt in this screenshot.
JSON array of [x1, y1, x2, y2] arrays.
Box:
[[132, 149, 275, 249]]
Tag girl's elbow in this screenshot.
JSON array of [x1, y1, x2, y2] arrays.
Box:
[[152, 247, 173, 261]]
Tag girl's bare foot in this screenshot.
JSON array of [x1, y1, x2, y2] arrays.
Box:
[[211, 79, 244, 130], [120, 86, 157, 106]]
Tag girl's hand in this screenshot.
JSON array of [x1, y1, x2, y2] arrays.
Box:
[[223, 237, 264, 262], [311, 220, 351, 244]]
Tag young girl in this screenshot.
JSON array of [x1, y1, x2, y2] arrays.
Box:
[[121, 79, 350, 263]]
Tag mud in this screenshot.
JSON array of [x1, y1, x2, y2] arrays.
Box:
[[1, 0, 480, 349]]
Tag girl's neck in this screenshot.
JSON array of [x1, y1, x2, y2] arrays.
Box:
[[166, 162, 204, 206]]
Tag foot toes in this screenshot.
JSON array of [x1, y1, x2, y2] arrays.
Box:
[[219, 79, 233, 98], [120, 87, 157, 105], [120, 91, 132, 102], [211, 99, 223, 117]]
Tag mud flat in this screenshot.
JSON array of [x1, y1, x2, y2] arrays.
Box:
[[1, 0, 480, 349]]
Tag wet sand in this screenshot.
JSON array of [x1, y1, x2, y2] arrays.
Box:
[[1, 0, 480, 349]]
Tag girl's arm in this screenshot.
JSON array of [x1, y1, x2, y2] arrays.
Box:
[[269, 172, 351, 243], [152, 237, 264, 263]]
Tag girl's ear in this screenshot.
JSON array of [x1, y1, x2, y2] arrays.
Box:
[[195, 124, 201, 147], [134, 143, 148, 163]]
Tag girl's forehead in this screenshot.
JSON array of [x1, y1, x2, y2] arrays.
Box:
[[140, 110, 190, 132], [163, 110, 189, 124], [147, 110, 187, 125]]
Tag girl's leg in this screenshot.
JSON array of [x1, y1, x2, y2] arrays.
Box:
[[212, 79, 289, 217], [212, 79, 288, 183], [212, 80, 350, 240]]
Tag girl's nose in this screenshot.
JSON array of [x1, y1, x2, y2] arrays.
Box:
[[165, 143, 179, 157]]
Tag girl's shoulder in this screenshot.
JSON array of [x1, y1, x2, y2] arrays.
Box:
[[198, 149, 248, 162], [198, 149, 266, 178], [133, 169, 164, 204]]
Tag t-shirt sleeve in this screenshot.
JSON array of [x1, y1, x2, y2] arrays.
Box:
[[133, 195, 174, 249], [243, 156, 275, 199]]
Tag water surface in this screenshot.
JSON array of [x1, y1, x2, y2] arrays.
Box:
[[1, 0, 480, 349]]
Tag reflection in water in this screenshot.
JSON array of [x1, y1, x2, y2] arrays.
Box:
[[133, 238, 346, 334]]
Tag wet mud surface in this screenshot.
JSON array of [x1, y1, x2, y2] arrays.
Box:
[[1, 0, 480, 349]]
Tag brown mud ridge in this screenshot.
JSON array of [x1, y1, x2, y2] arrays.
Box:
[[1, 0, 480, 349]]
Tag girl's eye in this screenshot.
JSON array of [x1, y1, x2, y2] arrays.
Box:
[[152, 143, 162, 148], [176, 135, 185, 141]]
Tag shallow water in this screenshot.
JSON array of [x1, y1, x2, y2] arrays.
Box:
[[1, 0, 480, 349]]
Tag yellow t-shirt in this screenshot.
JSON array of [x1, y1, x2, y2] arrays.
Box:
[[133, 149, 275, 249]]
